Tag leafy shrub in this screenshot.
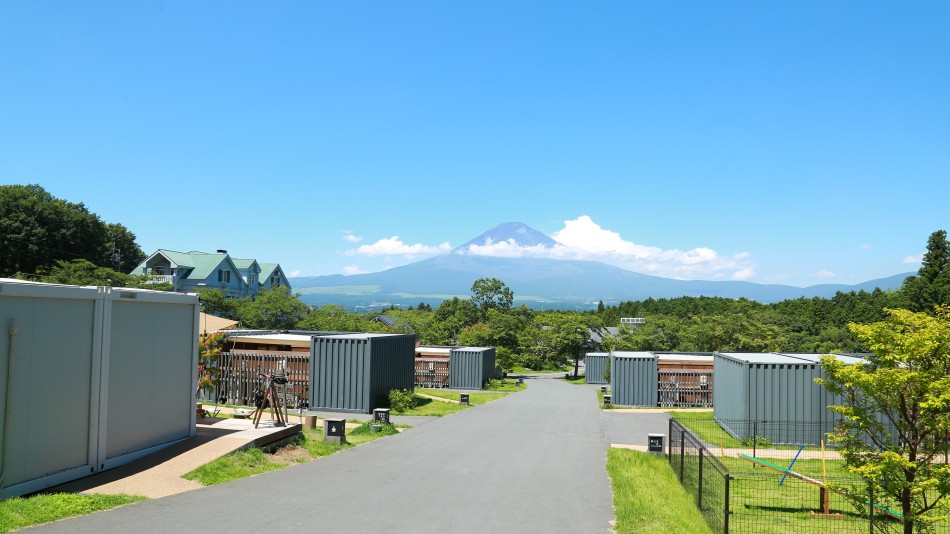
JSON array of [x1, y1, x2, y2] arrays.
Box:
[[351, 421, 399, 436], [388, 389, 416, 413], [739, 435, 772, 448]]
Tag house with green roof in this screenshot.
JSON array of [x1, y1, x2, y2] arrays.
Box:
[[258, 262, 290, 290], [131, 249, 291, 298]]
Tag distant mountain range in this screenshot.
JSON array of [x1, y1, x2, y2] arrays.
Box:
[[291, 222, 912, 309]]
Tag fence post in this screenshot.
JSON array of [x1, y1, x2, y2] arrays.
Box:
[[868, 482, 873, 534], [724, 473, 731, 534], [680, 427, 686, 482], [698, 447, 704, 511], [752, 420, 758, 460], [668, 418, 673, 463]]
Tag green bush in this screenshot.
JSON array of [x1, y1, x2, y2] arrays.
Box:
[[388, 389, 416, 413], [740, 435, 772, 448]]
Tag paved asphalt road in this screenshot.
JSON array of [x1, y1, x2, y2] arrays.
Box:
[[27, 376, 668, 534]]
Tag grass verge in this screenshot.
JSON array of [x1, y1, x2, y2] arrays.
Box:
[[392, 396, 470, 416], [564, 374, 587, 385], [670, 411, 743, 448], [416, 389, 507, 405], [182, 422, 401, 486], [485, 379, 527, 392], [511, 365, 570, 374], [0, 493, 146, 533], [607, 448, 712, 533]]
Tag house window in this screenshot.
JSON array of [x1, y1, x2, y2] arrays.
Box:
[[218, 269, 230, 283], [154, 265, 165, 275], [272, 276, 280, 286]]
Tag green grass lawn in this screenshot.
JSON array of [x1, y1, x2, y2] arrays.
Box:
[[391, 395, 471, 416], [485, 379, 527, 392], [511, 364, 570, 374], [183, 422, 401, 486], [607, 448, 712, 533], [0, 493, 146, 533], [416, 389, 508, 405], [564, 374, 587, 384]]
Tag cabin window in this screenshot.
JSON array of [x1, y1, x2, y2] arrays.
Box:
[[218, 269, 230, 283]]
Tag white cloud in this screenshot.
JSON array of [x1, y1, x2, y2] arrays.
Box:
[[903, 255, 922, 265], [343, 265, 367, 275], [345, 236, 452, 258], [816, 270, 835, 278], [342, 232, 363, 243], [731, 268, 756, 281], [288, 270, 301, 277], [455, 215, 756, 281], [861, 244, 872, 250]]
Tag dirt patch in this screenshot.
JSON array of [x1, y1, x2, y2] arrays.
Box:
[[269, 445, 311, 464]]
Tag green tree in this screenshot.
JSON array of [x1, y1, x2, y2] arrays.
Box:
[[237, 286, 309, 330], [470, 277, 514, 319], [817, 307, 950, 532], [196, 288, 240, 320], [19, 258, 166, 289], [525, 313, 591, 374], [298, 304, 367, 332], [104, 222, 146, 272], [902, 230, 950, 313], [0, 184, 128, 277], [615, 315, 688, 351], [430, 297, 479, 344], [682, 313, 784, 352]]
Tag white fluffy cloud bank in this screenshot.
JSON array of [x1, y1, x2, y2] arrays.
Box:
[[345, 236, 452, 258], [458, 215, 756, 281], [343, 216, 756, 281]]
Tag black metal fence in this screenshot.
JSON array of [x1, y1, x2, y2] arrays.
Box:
[[669, 417, 950, 533], [669, 418, 730, 533]]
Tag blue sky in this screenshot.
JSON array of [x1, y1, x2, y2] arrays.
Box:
[[2, 2, 948, 287]]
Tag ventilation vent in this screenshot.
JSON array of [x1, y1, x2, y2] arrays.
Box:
[[119, 292, 138, 299]]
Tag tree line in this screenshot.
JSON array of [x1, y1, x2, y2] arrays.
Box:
[[5, 183, 950, 371]]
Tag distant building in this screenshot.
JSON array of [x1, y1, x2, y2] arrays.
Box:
[[620, 317, 645, 328], [131, 249, 291, 298]]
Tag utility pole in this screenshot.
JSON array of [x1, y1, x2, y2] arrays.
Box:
[[110, 242, 121, 271]]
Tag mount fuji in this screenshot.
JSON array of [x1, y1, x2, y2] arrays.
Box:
[[290, 222, 910, 309]]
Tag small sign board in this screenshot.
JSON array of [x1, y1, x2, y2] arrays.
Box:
[[373, 408, 391, 424], [648, 433, 665, 454]]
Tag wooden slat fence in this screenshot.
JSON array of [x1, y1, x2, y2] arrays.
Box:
[[657, 370, 713, 407], [200, 351, 310, 408], [415, 358, 449, 388]]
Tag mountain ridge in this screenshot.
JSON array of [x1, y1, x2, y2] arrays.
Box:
[[291, 221, 911, 308]]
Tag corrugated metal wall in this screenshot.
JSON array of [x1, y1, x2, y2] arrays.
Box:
[[610, 354, 657, 406], [0, 282, 198, 499], [310, 334, 415, 413], [584, 353, 609, 384], [714, 353, 857, 445], [367, 335, 416, 409], [449, 347, 496, 389], [712, 354, 750, 420]]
